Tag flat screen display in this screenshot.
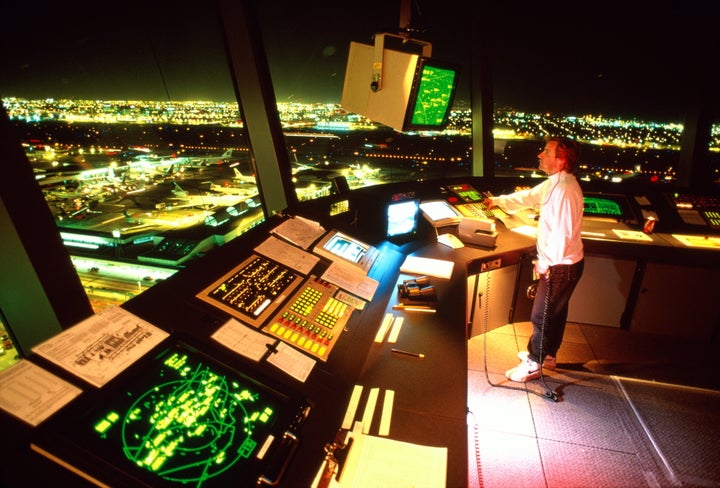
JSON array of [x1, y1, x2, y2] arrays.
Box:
[[313, 230, 379, 273], [386, 199, 419, 238], [447, 183, 485, 203], [403, 57, 458, 131], [31, 340, 310, 487], [583, 193, 637, 223], [323, 232, 367, 263]]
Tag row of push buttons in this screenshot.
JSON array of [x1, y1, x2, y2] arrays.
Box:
[[267, 320, 332, 359]]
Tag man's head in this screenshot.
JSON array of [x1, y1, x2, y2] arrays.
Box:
[[538, 136, 580, 175]]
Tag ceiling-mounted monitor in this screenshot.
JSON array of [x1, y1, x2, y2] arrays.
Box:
[[341, 41, 458, 132], [402, 57, 458, 131]]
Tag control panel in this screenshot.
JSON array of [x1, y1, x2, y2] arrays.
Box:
[[196, 253, 357, 362], [264, 276, 353, 361], [445, 182, 507, 219], [670, 192, 720, 230], [196, 254, 303, 329]]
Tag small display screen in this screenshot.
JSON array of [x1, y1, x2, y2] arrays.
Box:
[[386, 199, 419, 238], [584, 196, 623, 216], [581, 193, 638, 224], [447, 183, 484, 203], [323, 232, 368, 264], [583, 194, 635, 220]]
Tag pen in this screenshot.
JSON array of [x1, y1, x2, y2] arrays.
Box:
[[392, 348, 425, 359], [392, 305, 436, 313]]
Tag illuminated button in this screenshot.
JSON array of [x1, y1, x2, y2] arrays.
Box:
[[291, 332, 299, 342], [319, 346, 327, 356], [277, 325, 286, 336], [283, 329, 292, 339], [311, 343, 319, 353], [269, 323, 279, 333]]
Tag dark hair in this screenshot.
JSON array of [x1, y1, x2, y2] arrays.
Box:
[[547, 136, 580, 173]]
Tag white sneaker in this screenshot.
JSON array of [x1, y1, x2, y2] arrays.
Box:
[[505, 357, 541, 382], [517, 351, 556, 370]]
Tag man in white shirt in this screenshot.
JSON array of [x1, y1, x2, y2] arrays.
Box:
[[484, 136, 585, 382]]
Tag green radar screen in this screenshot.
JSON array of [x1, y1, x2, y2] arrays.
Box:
[[33, 341, 309, 487], [583, 196, 623, 217], [95, 350, 273, 484]]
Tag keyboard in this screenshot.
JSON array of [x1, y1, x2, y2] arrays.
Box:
[[455, 202, 506, 220]]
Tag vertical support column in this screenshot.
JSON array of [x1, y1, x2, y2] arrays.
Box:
[[218, 0, 297, 216], [0, 103, 94, 355], [470, 3, 494, 178]]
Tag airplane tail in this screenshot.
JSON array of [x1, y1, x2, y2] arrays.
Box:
[[222, 149, 233, 159], [233, 167, 256, 182]]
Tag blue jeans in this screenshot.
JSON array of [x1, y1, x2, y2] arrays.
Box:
[[527, 259, 584, 363]]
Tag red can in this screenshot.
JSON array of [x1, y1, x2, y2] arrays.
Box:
[[643, 216, 657, 234]]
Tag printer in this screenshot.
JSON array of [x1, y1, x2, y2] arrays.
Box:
[[458, 216, 498, 248]]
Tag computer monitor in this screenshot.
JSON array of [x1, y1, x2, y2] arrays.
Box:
[[31, 340, 311, 487], [341, 42, 458, 132], [313, 229, 379, 273], [386, 198, 420, 241], [583, 193, 637, 223], [402, 57, 458, 131]]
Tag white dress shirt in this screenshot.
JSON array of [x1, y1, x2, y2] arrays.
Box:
[[493, 171, 584, 274]]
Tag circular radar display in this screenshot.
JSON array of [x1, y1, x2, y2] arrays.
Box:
[[114, 350, 276, 485]]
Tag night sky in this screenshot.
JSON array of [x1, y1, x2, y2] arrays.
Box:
[[1, 1, 716, 122]]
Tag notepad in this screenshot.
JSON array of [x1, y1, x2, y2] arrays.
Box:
[[400, 255, 454, 279]]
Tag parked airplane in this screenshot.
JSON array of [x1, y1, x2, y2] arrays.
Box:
[[231, 166, 257, 184], [184, 149, 234, 166], [36, 164, 122, 188]]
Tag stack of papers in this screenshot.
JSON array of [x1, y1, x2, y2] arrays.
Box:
[[400, 256, 454, 279]]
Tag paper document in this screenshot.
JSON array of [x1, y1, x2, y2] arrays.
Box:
[[336, 431, 447, 487], [400, 256, 454, 279], [510, 225, 538, 238], [612, 229, 653, 241], [271, 215, 326, 249], [672, 234, 720, 249], [31, 306, 170, 388], [321, 261, 379, 302], [211, 318, 275, 361], [265, 341, 316, 382], [255, 235, 320, 275], [0, 360, 82, 426]]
